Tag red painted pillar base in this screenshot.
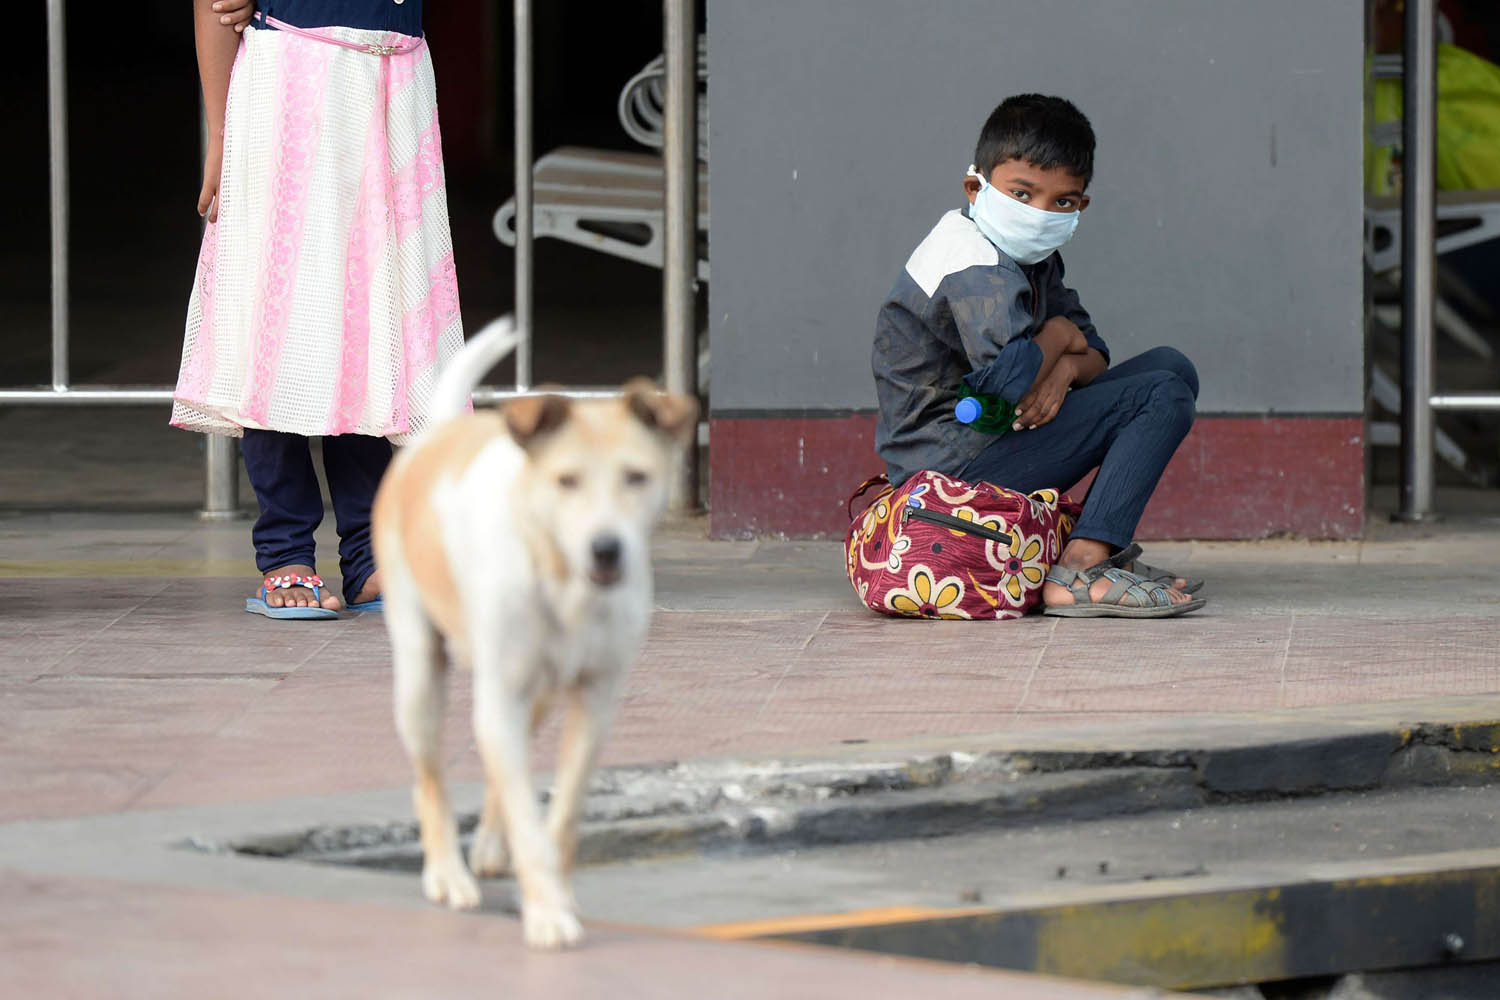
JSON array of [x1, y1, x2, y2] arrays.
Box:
[[708, 414, 1365, 541]]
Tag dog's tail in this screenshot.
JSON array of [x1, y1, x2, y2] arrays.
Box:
[[429, 315, 521, 425]]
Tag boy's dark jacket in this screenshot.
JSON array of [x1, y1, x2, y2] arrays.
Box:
[[872, 205, 1110, 487]]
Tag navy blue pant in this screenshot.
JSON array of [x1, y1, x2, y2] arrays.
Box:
[[240, 430, 392, 602], [959, 347, 1198, 551]]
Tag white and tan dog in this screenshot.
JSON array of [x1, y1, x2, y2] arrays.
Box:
[[372, 318, 696, 948]]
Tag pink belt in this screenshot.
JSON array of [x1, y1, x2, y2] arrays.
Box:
[[255, 12, 425, 56]]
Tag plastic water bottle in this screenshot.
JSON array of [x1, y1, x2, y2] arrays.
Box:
[[954, 387, 1017, 435]]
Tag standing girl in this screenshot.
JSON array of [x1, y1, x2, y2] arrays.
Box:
[[174, 0, 464, 619]]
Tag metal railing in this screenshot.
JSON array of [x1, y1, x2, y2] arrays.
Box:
[[1397, 0, 1500, 520], [3, 0, 701, 514], [661, 0, 699, 510]]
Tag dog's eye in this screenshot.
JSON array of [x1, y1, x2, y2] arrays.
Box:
[[623, 468, 649, 488], [557, 473, 582, 491]]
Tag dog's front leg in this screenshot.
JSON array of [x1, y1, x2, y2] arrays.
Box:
[[392, 612, 480, 911], [472, 662, 582, 949], [467, 784, 510, 878], [469, 696, 552, 878], [547, 674, 623, 879]]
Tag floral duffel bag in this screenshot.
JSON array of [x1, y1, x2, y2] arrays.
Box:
[[844, 471, 1083, 620]]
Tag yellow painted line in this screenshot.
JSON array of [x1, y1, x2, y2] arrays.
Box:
[[0, 559, 250, 579], [692, 904, 994, 940], [1031, 889, 1287, 988]]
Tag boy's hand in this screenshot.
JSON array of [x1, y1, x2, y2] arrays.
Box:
[[1041, 316, 1090, 355], [1014, 354, 1076, 431], [213, 0, 256, 32]]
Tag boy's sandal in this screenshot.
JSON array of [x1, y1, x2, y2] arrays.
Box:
[[245, 574, 340, 620], [1108, 543, 1204, 595], [1043, 560, 1206, 619]]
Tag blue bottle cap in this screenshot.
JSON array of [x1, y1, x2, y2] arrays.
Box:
[[954, 397, 981, 424]]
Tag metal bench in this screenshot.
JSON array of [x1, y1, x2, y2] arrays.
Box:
[[492, 145, 709, 282]]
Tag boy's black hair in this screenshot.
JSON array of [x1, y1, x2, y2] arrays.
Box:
[[973, 94, 1095, 187]]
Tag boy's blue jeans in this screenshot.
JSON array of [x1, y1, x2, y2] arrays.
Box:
[[958, 347, 1198, 552], [240, 430, 392, 602]]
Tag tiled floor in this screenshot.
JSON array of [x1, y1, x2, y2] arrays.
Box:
[[1, 510, 1497, 996], [3, 514, 1499, 822]]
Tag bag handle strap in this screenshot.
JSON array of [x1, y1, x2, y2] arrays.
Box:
[[846, 474, 891, 519]]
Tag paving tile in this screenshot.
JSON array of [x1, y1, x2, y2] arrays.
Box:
[[0, 534, 174, 564], [798, 611, 1056, 671], [140, 612, 830, 806], [1006, 710, 1169, 731], [0, 578, 174, 680], [1019, 618, 1284, 714], [0, 577, 170, 623], [41, 578, 344, 679], [635, 611, 827, 686], [734, 710, 1023, 752], [599, 706, 770, 764], [757, 660, 1034, 718], [654, 561, 853, 611], [137, 649, 465, 810], [1280, 616, 1500, 709], [1186, 540, 1359, 565], [731, 710, 1191, 756], [0, 676, 278, 822], [742, 614, 1045, 737], [1357, 534, 1500, 566]]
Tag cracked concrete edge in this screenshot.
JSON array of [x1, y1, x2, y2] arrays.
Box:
[[227, 767, 1206, 872], [580, 718, 1499, 862], [209, 699, 1500, 870], [5, 699, 1500, 917]]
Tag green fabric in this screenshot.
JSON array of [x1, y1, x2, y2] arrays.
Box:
[[1367, 42, 1500, 194]]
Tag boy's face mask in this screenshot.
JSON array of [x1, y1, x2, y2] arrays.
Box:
[[967, 166, 1080, 265]]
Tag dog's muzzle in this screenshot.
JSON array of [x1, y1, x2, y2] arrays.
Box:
[[589, 534, 624, 587]]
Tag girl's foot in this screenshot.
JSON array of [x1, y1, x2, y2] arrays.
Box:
[[262, 564, 342, 612], [349, 569, 382, 607]]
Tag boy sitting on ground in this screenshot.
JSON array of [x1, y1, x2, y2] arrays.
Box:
[[872, 94, 1205, 618]]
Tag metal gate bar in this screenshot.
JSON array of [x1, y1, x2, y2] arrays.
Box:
[[47, 0, 68, 394], [1399, 0, 1439, 521], [1396, 0, 1500, 516], [513, 0, 533, 391], [662, 0, 699, 511]]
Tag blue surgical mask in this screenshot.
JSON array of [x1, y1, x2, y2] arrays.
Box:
[[967, 165, 1080, 265]]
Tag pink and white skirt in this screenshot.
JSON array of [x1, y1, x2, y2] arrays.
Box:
[[172, 22, 464, 444]]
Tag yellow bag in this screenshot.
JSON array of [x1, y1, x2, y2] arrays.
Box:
[[1367, 42, 1500, 194]]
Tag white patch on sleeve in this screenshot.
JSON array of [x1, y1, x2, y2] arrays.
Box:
[[903, 210, 999, 298]]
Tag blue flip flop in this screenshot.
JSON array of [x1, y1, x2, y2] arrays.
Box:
[[346, 597, 383, 613], [245, 573, 340, 620]]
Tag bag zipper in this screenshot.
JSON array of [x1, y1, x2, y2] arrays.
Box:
[[904, 504, 1011, 544]]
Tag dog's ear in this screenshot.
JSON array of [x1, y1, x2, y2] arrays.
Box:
[[623, 378, 698, 445], [504, 394, 571, 450]]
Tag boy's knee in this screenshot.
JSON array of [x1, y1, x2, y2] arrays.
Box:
[[1139, 346, 1198, 400], [1157, 347, 1199, 400], [1149, 371, 1196, 430]]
